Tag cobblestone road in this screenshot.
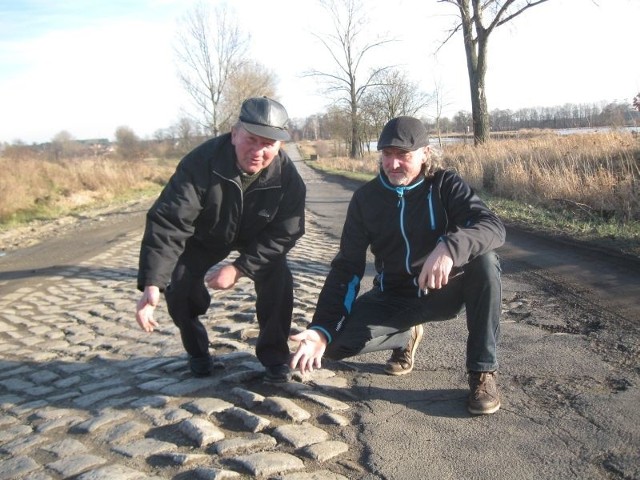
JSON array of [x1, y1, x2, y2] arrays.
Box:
[[0, 213, 364, 480]]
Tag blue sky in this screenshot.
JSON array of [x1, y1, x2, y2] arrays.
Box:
[[1, 0, 638, 144]]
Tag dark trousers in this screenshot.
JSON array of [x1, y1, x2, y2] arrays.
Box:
[[324, 252, 502, 372], [164, 247, 293, 367]]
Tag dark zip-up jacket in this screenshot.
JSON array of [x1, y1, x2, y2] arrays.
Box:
[[137, 133, 306, 291], [309, 168, 504, 343]]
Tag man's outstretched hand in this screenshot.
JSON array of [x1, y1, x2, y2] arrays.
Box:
[[136, 285, 160, 332], [289, 329, 328, 375]]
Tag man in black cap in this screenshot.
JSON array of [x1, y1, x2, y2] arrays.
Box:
[[135, 97, 305, 383], [290, 116, 505, 414]]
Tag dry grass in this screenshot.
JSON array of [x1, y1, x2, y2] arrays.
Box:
[[443, 131, 639, 221], [0, 156, 177, 225]]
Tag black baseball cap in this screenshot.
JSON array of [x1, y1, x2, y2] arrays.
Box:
[[239, 97, 291, 141], [377, 116, 429, 151]]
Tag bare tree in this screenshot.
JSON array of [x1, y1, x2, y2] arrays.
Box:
[[306, 0, 394, 158], [634, 93, 640, 112], [115, 126, 142, 160], [174, 2, 248, 136], [217, 61, 278, 134], [432, 79, 452, 148], [438, 0, 550, 144], [361, 69, 432, 134], [50, 130, 77, 161]]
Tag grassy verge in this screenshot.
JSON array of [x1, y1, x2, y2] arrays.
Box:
[[0, 156, 178, 230]]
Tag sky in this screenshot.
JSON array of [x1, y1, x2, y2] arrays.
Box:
[[1, 0, 638, 144]]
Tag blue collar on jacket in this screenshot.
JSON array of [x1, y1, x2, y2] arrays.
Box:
[[378, 171, 425, 198]]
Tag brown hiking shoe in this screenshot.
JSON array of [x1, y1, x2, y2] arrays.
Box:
[[384, 324, 424, 376], [467, 371, 501, 415]]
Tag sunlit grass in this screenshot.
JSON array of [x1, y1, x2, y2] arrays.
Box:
[[0, 156, 178, 228]]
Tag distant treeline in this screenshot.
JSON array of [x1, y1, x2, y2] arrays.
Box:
[[433, 100, 639, 134]]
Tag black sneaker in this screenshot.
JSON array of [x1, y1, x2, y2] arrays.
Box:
[[188, 354, 214, 377], [467, 371, 501, 415], [264, 364, 292, 383]]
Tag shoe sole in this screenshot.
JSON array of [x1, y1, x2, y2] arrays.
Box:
[[384, 324, 424, 376], [467, 401, 501, 415]]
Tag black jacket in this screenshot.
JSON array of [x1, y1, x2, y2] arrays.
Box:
[[309, 169, 505, 339], [137, 133, 306, 290]]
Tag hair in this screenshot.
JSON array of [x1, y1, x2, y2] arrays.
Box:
[[423, 144, 444, 179]]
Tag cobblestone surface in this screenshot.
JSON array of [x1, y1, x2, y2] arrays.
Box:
[[0, 215, 358, 479]]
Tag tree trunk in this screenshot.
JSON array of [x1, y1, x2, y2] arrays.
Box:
[[459, 1, 490, 145]]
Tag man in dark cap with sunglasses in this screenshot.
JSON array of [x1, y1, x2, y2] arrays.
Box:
[[290, 116, 505, 414], [135, 97, 305, 383]]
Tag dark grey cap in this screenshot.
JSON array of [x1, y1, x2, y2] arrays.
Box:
[[239, 97, 291, 141], [377, 116, 429, 151]]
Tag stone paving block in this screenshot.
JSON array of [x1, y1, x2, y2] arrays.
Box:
[[70, 410, 127, 434], [300, 441, 349, 462], [277, 470, 349, 480], [75, 464, 147, 480], [36, 415, 86, 434], [165, 407, 193, 422], [46, 454, 107, 477], [0, 455, 40, 480], [73, 386, 132, 408], [129, 357, 178, 374], [230, 387, 265, 409], [232, 452, 305, 477], [296, 391, 350, 412], [212, 433, 277, 455], [159, 377, 213, 396], [0, 423, 32, 442], [79, 378, 125, 394], [179, 417, 226, 447], [28, 370, 60, 384], [112, 438, 177, 458], [138, 377, 181, 391], [129, 394, 170, 409], [0, 365, 32, 379], [317, 412, 350, 426], [0, 378, 36, 392], [155, 452, 210, 466], [263, 396, 312, 422], [225, 406, 270, 433], [192, 466, 242, 479], [182, 397, 234, 415], [0, 415, 18, 428], [41, 438, 88, 457], [272, 423, 330, 449], [102, 420, 148, 444], [53, 374, 82, 388], [0, 433, 47, 455]]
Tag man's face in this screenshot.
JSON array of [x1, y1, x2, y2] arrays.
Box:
[[380, 146, 427, 186], [231, 126, 281, 174]]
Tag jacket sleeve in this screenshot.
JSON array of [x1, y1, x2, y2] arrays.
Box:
[[233, 167, 306, 281], [438, 170, 505, 266], [308, 192, 370, 343], [137, 154, 207, 290]]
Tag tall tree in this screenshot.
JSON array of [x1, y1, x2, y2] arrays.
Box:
[[439, 0, 550, 144], [174, 2, 248, 136], [306, 0, 394, 158]]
